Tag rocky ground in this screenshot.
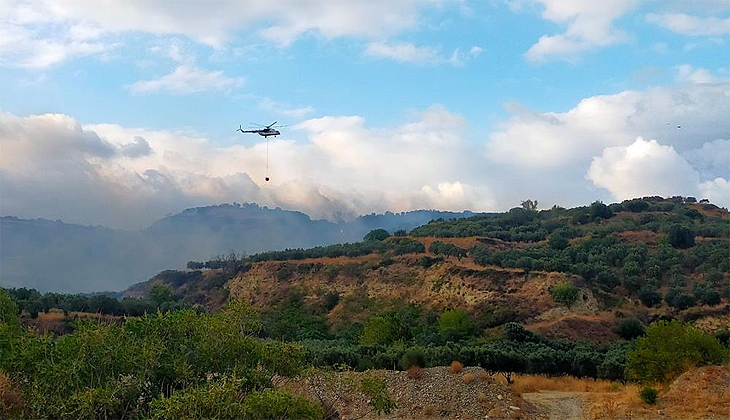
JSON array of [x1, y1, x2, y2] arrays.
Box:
[[282, 366, 538, 419]]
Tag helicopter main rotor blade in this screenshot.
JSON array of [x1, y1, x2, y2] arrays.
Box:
[[267, 121, 277, 128]]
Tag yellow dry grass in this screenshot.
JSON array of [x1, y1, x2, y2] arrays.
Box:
[[506, 374, 619, 395]]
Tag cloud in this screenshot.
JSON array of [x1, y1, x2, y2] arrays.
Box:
[[675, 64, 729, 84], [587, 138, 701, 200], [523, 0, 640, 61], [365, 41, 483, 66], [0, 21, 116, 68], [129, 64, 244, 94], [700, 178, 730, 207], [120, 136, 153, 158], [259, 98, 314, 119], [682, 139, 730, 180], [2, 0, 429, 54], [647, 13, 730, 36], [587, 138, 729, 207], [0, 106, 495, 229], [485, 73, 730, 167]]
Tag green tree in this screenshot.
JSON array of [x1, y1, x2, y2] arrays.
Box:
[[437, 309, 474, 341], [627, 320, 728, 383], [549, 283, 579, 307], [148, 284, 175, 306], [363, 229, 390, 242], [618, 318, 645, 340], [666, 224, 695, 249], [360, 316, 394, 345]]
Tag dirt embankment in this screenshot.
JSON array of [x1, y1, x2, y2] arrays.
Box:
[[226, 256, 580, 325]]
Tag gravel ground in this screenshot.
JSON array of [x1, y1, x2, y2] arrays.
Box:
[[283, 366, 540, 419]]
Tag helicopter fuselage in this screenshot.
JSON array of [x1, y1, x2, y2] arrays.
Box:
[[258, 129, 279, 137]]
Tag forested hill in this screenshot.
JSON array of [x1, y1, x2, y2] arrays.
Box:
[[0, 204, 476, 293], [119, 196, 728, 348]]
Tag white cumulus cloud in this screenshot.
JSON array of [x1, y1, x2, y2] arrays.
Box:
[[647, 13, 730, 36], [587, 137, 701, 200], [524, 0, 640, 62], [129, 64, 244, 95]]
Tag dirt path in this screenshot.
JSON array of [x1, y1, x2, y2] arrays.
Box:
[[522, 391, 587, 420]]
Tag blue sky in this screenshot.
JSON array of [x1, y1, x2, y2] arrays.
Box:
[[1, 0, 729, 228]]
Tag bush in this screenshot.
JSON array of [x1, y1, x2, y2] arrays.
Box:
[[437, 310, 474, 341], [638, 288, 662, 307], [449, 361, 464, 374], [617, 318, 645, 340], [364, 229, 390, 242], [243, 390, 323, 420], [361, 316, 394, 345], [639, 387, 658, 405], [667, 224, 695, 249], [627, 320, 728, 383], [401, 348, 426, 369], [550, 283, 579, 307]]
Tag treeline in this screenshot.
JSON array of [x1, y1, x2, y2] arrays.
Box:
[[6, 284, 183, 318], [188, 236, 425, 268], [303, 324, 631, 381], [411, 197, 729, 240]]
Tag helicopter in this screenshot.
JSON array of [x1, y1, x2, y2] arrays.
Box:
[[237, 121, 288, 182], [237, 121, 285, 138]]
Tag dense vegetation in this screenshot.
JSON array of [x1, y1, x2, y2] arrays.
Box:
[[0, 288, 392, 420], [2, 196, 728, 418]]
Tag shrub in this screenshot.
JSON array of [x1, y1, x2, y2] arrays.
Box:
[[617, 318, 645, 340], [243, 390, 323, 420], [667, 225, 695, 249], [361, 316, 394, 345], [638, 288, 662, 307], [401, 348, 426, 369], [437, 310, 474, 341], [627, 320, 728, 383], [449, 361, 464, 374], [364, 229, 390, 242], [550, 283, 579, 307], [639, 387, 658, 405], [407, 366, 424, 380], [462, 373, 477, 383]]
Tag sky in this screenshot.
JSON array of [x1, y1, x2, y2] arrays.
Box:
[[0, 0, 729, 229]]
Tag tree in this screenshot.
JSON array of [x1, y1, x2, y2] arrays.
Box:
[[589, 201, 613, 220], [360, 316, 394, 345], [363, 229, 390, 242], [548, 232, 569, 250], [148, 284, 175, 306], [550, 283, 579, 307], [437, 310, 474, 342], [627, 320, 727, 383], [638, 287, 662, 307], [617, 318, 645, 340], [667, 224, 695, 249], [521, 199, 538, 211]]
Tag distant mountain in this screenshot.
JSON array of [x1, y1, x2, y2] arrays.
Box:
[[0, 204, 478, 293]]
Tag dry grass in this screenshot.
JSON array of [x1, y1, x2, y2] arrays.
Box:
[[422, 404, 436, 416], [663, 365, 730, 419], [407, 366, 424, 380], [478, 371, 491, 381], [0, 373, 26, 417], [462, 373, 476, 383], [449, 361, 464, 374], [506, 374, 619, 395]]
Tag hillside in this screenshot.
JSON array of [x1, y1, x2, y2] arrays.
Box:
[[0, 204, 476, 292], [127, 196, 729, 347]]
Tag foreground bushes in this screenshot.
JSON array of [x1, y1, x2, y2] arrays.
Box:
[[0, 296, 316, 420], [627, 320, 728, 383]]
